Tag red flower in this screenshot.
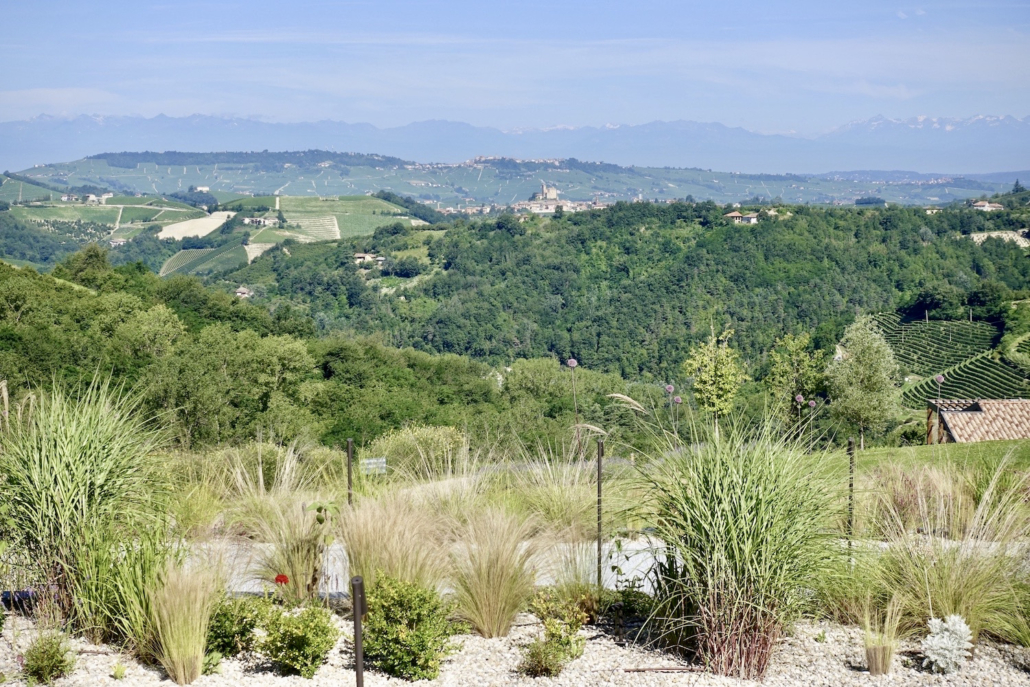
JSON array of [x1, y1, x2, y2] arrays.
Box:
[[274, 574, 289, 586]]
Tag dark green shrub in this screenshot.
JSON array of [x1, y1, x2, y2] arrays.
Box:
[[206, 595, 275, 657], [363, 574, 456, 681], [519, 590, 588, 677], [22, 631, 76, 685], [261, 606, 339, 679]]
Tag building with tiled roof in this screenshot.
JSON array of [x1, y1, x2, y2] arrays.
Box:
[[926, 399, 1030, 444]]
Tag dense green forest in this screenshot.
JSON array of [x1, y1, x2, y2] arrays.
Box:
[[0, 250, 656, 450], [216, 199, 1030, 381], [2, 192, 1029, 450]]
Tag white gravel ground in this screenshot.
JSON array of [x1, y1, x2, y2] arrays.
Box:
[[2, 613, 1028, 686]]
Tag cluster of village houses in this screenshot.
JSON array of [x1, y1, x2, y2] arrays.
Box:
[[61, 192, 114, 204]]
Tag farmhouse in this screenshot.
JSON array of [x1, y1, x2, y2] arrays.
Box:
[[195, 186, 210, 192], [926, 399, 1030, 444], [353, 252, 377, 264], [109, 238, 128, 248], [61, 194, 78, 202], [235, 286, 254, 299], [972, 200, 1005, 211], [741, 212, 760, 225], [242, 217, 278, 226]]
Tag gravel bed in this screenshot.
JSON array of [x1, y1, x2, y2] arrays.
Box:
[[2, 613, 1028, 686]]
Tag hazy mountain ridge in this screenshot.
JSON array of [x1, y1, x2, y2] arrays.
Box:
[[2, 113, 1028, 175]]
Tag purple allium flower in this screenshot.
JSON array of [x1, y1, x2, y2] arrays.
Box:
[[665, 384, 675, 393], [809, 400, 816, 408], [674, 396, 682, 404], [795, 394, 805, 404], [567, 358, 578, 368], [935, 374, 945, 384]]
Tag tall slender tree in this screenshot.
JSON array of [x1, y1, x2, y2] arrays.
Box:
[[826, 316, 900, 449]]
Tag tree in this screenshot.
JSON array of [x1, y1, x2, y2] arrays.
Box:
[[825, 316, 900, 449], [1013, 179, 1026, 194], [765, 332, 825, 425], [682, 327, 747, 433]]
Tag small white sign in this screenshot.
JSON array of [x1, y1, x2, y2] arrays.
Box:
[[361, 457, 387, 475]]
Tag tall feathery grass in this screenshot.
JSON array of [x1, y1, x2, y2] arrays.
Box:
[[871, 453, 1030, 646], [150, 562, 222, 685], [227, 442, 332, 603], [0, 379, 170, 644], [451, 509, 539, 637], [337, 496, 448, 590], [640, 421, 840, 680]]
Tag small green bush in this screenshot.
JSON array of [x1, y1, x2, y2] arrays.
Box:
[[519, 638, 568, 678], [519, 590, 587, 677], [207, 595, 275, 657], [22, 631, 76, 685], [363, 574, 456, 681], [261, 606, 339, 679]]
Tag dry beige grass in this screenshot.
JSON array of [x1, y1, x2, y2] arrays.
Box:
[[337, 496, 448, 590], [150, 563, 221, 685], [451, 509, 540, 637]]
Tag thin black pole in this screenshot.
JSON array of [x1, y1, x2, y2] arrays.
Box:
[[347, 438, 354, 507], [351, 576, 366, 687], [847, 437, 856, 550], [597, 438, 604, 589]]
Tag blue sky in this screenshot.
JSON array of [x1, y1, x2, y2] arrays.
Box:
[[2, 1, 1027, 134]]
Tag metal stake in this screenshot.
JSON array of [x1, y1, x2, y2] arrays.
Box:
[[347, 438, 354, 507], [351, 576, 367, 687], [597, 438, 604, 589], [847, 437, 855, 550]]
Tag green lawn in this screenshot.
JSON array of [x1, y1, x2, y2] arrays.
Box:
[[859, 440, 1030, 472]]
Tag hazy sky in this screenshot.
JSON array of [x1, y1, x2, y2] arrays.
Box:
[[2, 1, 1027, 134]]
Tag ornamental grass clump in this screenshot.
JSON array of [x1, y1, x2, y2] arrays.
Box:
[[149, 563, 222, 685], [639, 421, 840, 680], [337, 497, 447, 590], [872, 454, 1030, 646], [451, 508, 539, 638], [0, 379, 169, 645], [863, 595, 902, 676]]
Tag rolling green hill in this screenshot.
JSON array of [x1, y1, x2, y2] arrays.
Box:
[[212, 201, 1030, 381], [16, 152, 1019, 207]]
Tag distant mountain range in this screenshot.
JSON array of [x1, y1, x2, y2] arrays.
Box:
[[1, 114, 1028, 176]]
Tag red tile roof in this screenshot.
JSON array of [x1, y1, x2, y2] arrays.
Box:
[[936, 399, 1030, 443]]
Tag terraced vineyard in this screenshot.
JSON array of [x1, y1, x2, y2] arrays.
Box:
[[873, 312, 999, 377], [160, 241, 248, 277], [160, 248, 214, 276], [901, 352, 1030, 407]]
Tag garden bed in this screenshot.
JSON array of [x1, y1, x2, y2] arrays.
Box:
[[2, 614, 1027, 686]]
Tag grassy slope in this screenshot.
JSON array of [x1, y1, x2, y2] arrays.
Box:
[[860, 439, 1030, 471], [0, 175, 58, 202], [19, 158, 1016, 206]]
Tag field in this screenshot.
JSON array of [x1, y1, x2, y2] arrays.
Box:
[[10, 205, 121, 225], [14, 155, 1017, 207], [230, 194, 417, 239], [0, 175, 57, 202], [157, 211, 234, 239]]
